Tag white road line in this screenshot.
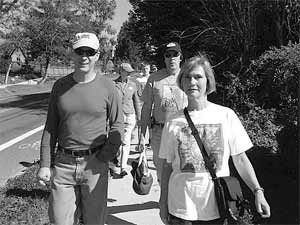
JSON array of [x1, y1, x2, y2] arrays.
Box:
[[0, 125, 44, 152]]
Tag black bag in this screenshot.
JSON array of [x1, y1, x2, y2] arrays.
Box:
[[131, 141, 153, 195], [183, 108, 250, 224], [214, 176, 250, 224]]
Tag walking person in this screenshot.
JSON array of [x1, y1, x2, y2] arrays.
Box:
[[37, 32, 123, 225], [136, 61, 151, 94], [139, 42, 188, 184], [116, 62, 141, 177], [159, 54, 271, 224]]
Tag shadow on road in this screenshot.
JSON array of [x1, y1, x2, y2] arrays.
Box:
[[5, 188, 50, 199], [106, 201, 159, 225], [0, 92, 50, 110]]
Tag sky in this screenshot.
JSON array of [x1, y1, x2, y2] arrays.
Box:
[[109, 0, 132, 37]]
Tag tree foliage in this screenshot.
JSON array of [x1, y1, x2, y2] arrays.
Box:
[[1, 0, 117, 83], [116, 0, 299, 153], [115, 21, 144, 68], [0, 0, 41, 34], [119, 0, 300, 70]]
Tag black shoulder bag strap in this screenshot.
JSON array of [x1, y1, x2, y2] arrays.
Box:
[[183, 107, 217, 180]]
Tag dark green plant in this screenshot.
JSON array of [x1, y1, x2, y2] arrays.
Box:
[[228, 43, 299, 156]]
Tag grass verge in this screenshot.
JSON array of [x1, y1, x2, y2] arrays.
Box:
[[0, 164, 50, 225]]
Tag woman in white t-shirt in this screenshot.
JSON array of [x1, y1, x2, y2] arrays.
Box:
[[158, 54, 270, 224]]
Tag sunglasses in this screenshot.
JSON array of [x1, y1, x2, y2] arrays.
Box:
[[164, 52, 180, 58], [74, 48, 97, 57]]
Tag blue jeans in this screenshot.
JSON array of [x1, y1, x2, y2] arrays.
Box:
[[49, 151, 109, 225]]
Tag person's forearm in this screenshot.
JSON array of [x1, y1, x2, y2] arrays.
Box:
[[133, 93, 141, 120], [140, 103, 152, 137], [40, 98, 59, 168], [160, 160, 172, 204], [108, 90, 124, 146], [232, 152, 262, 192], [108, 117, 123, 152]]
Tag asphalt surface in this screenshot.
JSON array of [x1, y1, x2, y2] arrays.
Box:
[[0, 81, 164, 225]]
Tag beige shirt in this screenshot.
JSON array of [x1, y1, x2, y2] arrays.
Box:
[[141, 68, 187, 123]]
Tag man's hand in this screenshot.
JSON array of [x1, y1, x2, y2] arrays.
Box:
[[37, 167, 51, 186]]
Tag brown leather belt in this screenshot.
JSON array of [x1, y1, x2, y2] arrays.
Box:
[[57, 145, 102, 157]]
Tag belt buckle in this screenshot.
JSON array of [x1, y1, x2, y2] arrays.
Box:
[[71, 149, 93, 157]]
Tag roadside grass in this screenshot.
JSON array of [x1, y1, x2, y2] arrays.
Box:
[[0, 164, 50, 225]]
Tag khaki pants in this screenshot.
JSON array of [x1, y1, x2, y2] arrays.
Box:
[[120, 113, 136, 170], [49, 152, 108, 225]]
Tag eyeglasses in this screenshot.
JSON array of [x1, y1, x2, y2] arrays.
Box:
[[74, 48, 97, 57], [164, 52, 180, 58]]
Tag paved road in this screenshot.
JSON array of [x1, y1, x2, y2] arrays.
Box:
[[0, 93, 49, 185]]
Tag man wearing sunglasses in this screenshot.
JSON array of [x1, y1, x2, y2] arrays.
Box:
[[37, 32, 123, 225], [139, 42, 188, 185]]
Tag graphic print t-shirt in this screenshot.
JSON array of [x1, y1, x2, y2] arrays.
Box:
[[159, 103, 253, 221], [141, 68, 187, 123]]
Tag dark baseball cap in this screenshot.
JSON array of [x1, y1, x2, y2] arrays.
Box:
[[163, 42, 181, 53]]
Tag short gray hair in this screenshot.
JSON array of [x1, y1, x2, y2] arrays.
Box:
[[177, 54, 216, 95]]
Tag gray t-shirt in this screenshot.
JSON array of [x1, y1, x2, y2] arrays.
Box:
[[141, 68, 187, 123], [40, 73, 123, 167]]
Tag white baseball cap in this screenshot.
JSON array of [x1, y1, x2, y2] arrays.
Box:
[[72, 32, 100, 50]]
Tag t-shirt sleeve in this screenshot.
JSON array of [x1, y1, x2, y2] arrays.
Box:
[[228, 110, 253, 155], [159, 120, 177, 163]]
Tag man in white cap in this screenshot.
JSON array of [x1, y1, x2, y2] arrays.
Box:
[[37, 32, 123, 225], [139, 42, 188, 184]]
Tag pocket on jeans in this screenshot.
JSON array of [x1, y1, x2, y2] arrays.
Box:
[[54, 151, 70, 165], [54, 151, 63, 164]]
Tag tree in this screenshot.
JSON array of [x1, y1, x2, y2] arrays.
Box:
[[0, 0, 42, 35], [125, 0, 299, 67], [4, 0, 117, 83], [115, 21, 144, 68], [116, 0, 300, 154]]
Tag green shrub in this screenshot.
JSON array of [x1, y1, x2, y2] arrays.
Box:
[[222, 43, 299, 152], [239, 107, 282, 153], [244, 42, 299, 125]]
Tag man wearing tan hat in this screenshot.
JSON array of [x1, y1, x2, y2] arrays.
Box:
[[37, 32, 123, 225], [139, 42, 188, 184], [116, 62, 141, 177]]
